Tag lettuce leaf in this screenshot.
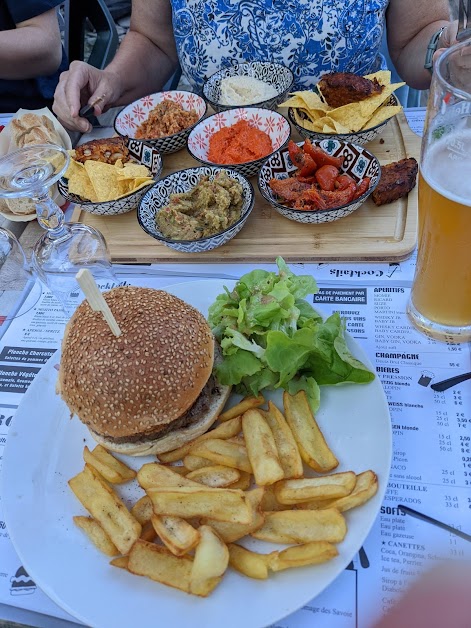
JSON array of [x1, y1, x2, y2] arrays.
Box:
[[208, 257, 374, 412]]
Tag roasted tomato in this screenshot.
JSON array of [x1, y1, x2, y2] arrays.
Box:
[[335, 173, 356, 190], [288, 140, 317, 177], [319, 183, 356, 208], [315, 165, 340, 191], [353, 176, 371, 199], [303, 139, 343, 168]]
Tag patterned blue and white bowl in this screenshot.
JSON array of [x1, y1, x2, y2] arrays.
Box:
[[288, 94, 400, 146], [138, 166, 255, 253], [187, 107, 291, 178], [203, 61, 294, 113], [114, 91, 207, 154], [58, 140, 162, 216], [258, 139, 381, 224]]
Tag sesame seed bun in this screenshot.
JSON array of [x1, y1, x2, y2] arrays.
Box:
[[58, 286, 231, 455]]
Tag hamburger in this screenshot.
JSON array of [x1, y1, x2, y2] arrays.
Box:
[[57, 286, 231, 455]]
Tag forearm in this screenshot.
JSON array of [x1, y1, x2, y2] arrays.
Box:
[[0, 27, 62, 79], [103, 29, 179, 105], [390, 20, 449, 90]]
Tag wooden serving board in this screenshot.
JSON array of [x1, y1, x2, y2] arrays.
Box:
[[71, 112, 420, 263]]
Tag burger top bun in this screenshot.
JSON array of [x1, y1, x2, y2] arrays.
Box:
[[58, 286, 216, 444]]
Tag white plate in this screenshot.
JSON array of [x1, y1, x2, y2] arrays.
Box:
[[2, 280, 391, 628]]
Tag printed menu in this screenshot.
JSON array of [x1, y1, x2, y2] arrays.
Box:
[[0, 265, 469, 628]]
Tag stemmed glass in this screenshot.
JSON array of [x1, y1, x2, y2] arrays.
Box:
[[0, 144, 118, 317]]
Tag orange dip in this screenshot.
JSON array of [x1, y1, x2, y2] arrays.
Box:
[[207, 120, 273, 164]]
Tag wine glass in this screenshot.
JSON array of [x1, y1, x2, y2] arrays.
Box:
[[0, 144, 119, 317], [0, 227, 38, 323]]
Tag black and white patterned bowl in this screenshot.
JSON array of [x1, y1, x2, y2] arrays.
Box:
[[203, 61, 294, 113], [258, 139, 381, 224], [58, 140, 162, 216], [288, 94, 400, 146], [187, 107, 291, 178], [137, 166, 255, 253], [114, 91, 207, 154]]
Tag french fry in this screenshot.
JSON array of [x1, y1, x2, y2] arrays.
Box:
[[251, 509, 346, 544], [227, 471, 252, 490], [131, 495, 153, 524], [158, 417, 243, 463], [148, 486, 252, 524], [137, 462, 200, 490], [190, 525, 229, 596], [201, 487, 265, 543], [164, 465, 188, 476], [186, 465, 241, 488], [83, 445, 136, 484], [283, 391, 338, 472], [69, 464, 141, 555], [110, 555, 129, 570], [190, 439, 253, 473], [151, 514, 200, 556], [128, 539, 192, 593], [274, 472, 356, 505], [73, 516, 119, 557], [259, 485, 291, 512], [219, 395, 265, 422], [183, 454, 213, 471], [297, 470, 378, 512], [242, 409, 284, 486], [268, 541, 338, 572], [228, 544, 269, 580], [140, 520, 157, 542], [228, 434, 246, 445], [262, 402, 303, 479]]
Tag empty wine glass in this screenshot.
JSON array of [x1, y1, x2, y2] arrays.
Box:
[[0, 144, 118, 317], [0, 227, 37, 323]]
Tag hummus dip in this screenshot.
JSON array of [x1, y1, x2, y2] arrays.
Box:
[[219, 75, 278, 106], [156, 170, 244, 240]]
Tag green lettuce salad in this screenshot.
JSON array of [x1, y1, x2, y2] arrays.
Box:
[[208, 257, 374, 413]]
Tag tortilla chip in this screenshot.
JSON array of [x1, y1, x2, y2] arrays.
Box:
[[361, 104, 402, 129], [117, 162, 151, 179], [84, 161, 120, 202], [65, 160, 98, 201], [363, 70, 391, 86]]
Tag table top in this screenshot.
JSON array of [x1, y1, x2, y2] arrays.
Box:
[[0, 108, 470, 628]]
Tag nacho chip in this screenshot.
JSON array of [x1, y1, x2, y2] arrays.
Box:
[[362, 104, 403, 129], [117, 162, 151, 179], [363, 70, 391, 86], [84, 160, 120, 202], [65, 160, 98, 202]]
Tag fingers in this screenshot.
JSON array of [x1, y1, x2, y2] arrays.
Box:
[[53, 61, 119, 132]]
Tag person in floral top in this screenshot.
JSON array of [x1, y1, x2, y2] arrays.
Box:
[[53, 0, 456, 132]]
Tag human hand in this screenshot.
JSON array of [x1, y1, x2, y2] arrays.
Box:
[[433, 23, 471, 93], [52, 61, 122, 132]]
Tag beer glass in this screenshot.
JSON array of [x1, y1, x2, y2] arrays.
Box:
[[407, 39, 471, 343]]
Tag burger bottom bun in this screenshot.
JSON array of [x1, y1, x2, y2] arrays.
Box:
[[88, 382, 232, 456]]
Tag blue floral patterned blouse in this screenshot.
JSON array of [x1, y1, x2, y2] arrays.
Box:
[[171, 0, 390, 92]]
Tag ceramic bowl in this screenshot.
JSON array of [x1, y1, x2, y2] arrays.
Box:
[[114, 91, 207, 154], [58, 140, 162, 216], [138, 166, 254, 253], [288, 94, 400, 146], [203, 61, 294, 113], [258, 139, 381, 224], [187, 107, 291, 178]]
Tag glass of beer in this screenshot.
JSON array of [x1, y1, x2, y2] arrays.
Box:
[[407, 38, 471, 343]]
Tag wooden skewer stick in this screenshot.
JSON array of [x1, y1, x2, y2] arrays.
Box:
[[75, 268, 122, 337]]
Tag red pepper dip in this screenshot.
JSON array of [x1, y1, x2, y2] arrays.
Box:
[[207, 120, 273, 164]]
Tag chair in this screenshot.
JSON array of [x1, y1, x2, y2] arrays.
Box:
[[60, 0, 119, 69]]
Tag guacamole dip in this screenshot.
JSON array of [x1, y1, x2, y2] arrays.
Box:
[[156, 171, 244, 240]]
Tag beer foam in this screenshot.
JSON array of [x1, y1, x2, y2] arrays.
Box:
[[422, 129, 471, 207]]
